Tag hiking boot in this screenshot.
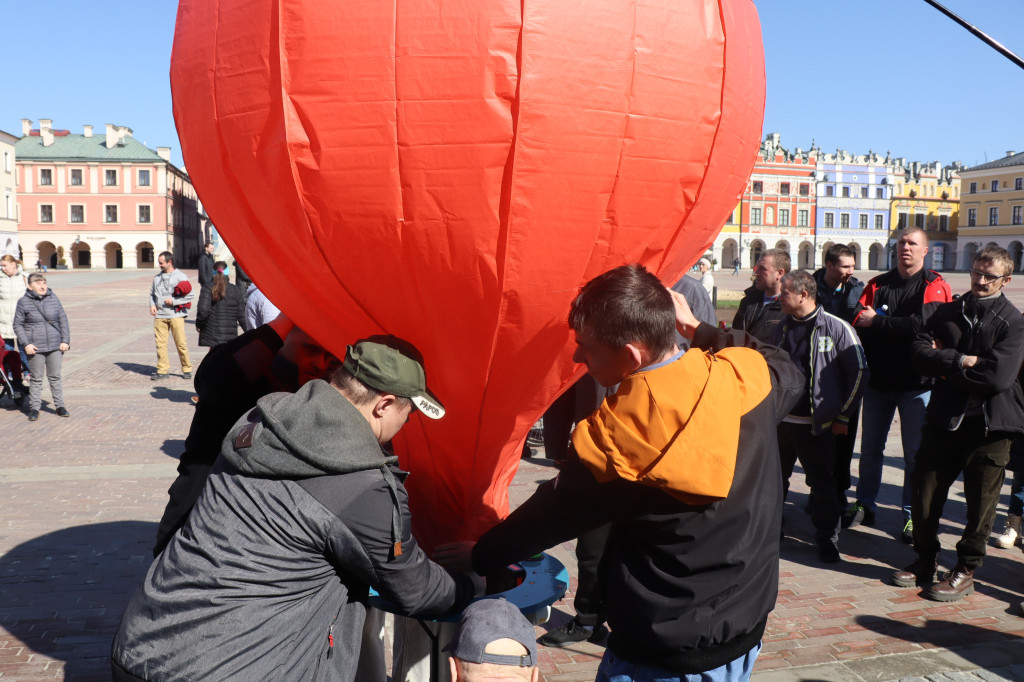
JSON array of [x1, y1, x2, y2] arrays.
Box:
[[994, 514, 1021, 549], [537, 619, 607, 648], [151, 373, 168, 381], [56, 406, 70, 417], [901, 518, 914, 545], [926, 564, 975, 602], [27, 409, 39, 422], [890, 557, 937, 588], [842, 502, 876, 529]]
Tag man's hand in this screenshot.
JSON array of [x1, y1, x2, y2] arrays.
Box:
[[668, 288, 699, 340], [433, 541, 476, 574], [23, 344, 37, 355], [854, 306, 876, 328], [962, 355, 979, 368], [164, 297, 174, 306], [59, 343, 69, 352], [832, 422, 848, 436], [150, 305, 158, 317]]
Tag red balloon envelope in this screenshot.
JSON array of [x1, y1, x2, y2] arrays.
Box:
[[171, 0, 765, 550]]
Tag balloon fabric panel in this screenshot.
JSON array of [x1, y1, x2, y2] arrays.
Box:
[[171, 0, 765, 551]]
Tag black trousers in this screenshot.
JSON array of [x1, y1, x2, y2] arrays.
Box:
[[778, 422, 841, 546], [833, 401, 861, 503], [911, 419, 1011, 569]]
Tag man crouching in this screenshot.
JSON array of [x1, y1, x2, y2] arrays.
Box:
[[112, 336, 477, 681]]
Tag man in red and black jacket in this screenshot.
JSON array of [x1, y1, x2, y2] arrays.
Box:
[[844, 227, 951, 542]]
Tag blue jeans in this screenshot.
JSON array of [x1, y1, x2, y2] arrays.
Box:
[[596, 644, 760, 682], [856, 385, 929, 518]]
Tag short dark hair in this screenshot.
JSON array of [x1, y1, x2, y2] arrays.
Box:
[[204, 240, 214, 248], [761, 249, 791, 273], [896, 226, 928, 245], [974, 246, 1014, 277], [782, 269, 817, 299], [27, 273, 46, 285], [158, 251, 174, 264], [824, 244, 856, 266], [329, 366, 412, 410], [568, 264, 675, 358]]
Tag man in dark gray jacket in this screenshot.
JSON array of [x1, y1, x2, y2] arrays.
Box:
[[112, 336, 477, 681]]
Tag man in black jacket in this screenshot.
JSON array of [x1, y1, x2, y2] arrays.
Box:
[[892, 246, 1024, 601], [438, 264, 803, 680], [197, 240, 215, 291], [732, 248, 790, 341]]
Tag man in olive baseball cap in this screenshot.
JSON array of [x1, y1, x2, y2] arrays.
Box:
[[343, 335, 446, 419]]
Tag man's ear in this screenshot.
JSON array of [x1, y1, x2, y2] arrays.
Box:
[[622, 343, 644, 372], [372, 394, 397, 418], [532, 667, 541, 682], [448, 657, 460, 681]]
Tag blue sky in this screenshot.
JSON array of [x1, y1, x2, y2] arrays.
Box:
[[2, 0, 1022, 170]]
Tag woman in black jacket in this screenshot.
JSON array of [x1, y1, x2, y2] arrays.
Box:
[[13, 273, 70, 421], [195, 262, 244, 348]]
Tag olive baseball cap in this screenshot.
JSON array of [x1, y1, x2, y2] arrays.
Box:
[[343, 335, 445, 419]]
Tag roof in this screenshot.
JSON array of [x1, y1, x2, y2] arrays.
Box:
[[963, 151, 1024, 173], [15, 132, 168, 163]]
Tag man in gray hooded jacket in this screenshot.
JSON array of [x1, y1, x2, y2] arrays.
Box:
[[111, 336, 477, 681]]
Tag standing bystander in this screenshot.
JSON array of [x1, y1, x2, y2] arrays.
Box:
[[149, 252, 194, 381], [846, 227, 952, 543], [1, 255, 29, 397], [732, 249, 790, 342], [197, 241, 215, 293], [13, 273, 70, 421]]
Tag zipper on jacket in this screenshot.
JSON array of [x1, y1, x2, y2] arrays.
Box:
[[328, 624, 335, 659]]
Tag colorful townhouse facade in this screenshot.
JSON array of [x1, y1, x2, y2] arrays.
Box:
[[956, 151, 1024, 272], [14, 119, 203, 270], [0, 130, 16, 257], [712, 133, 818, 270], [814, 150, 895, 271], [890, 160, 961, 270]]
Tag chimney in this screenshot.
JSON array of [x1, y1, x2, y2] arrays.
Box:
[[157, 147, 172, 162], [39, 118, 52, 132], [41, 123, 54, 147], [1007, 151, 1016, 157], [21, 119, 32, 136], [105, 123, 117, 149], [83, 125, 93, 137]]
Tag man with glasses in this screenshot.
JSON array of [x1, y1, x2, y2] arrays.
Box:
[[892, 246, 1024, 600], [846, 227, 951, 543]]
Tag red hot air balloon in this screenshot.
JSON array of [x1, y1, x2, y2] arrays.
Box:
[[170, 0, 765, 551]]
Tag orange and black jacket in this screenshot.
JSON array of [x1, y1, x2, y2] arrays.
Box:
[[473, 323, 803, 675]]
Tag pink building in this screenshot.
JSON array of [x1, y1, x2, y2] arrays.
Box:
[[15, 119, 203, 269]]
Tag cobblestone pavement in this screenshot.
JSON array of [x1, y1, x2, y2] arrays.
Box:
[[2, 269, 1023, 681]]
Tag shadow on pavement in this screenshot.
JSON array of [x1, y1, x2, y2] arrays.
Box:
[[160, 438, 186, 459], [150, 386, 196, 404], [0, 521, 155, 681], [856, 613, 1019, 657], [114, 362, 154, 376]]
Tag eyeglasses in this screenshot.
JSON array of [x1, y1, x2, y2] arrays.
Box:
[[970, 269, 1006, 283]]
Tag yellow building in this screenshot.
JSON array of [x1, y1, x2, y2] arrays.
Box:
[[957, 151, 1024, 271], [890, 160, 961, 271]]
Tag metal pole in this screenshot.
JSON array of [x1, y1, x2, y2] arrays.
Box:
[[921, 0, 1024, 71]]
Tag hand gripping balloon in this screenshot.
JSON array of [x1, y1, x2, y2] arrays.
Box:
[[170, 0, 765, 551]]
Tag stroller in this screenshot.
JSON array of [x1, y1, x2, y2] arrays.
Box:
[[0, 344, 25, 406]]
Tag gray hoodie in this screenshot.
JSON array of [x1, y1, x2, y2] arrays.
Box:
[[112, 380, 472, 681]]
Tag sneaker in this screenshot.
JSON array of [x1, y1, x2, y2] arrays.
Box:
[[56, 406, 70, 417], [902, 518, 914, 545], [994, 515, 1021, 549], [27, 409, 39, 421], [842, 502, 876, 529], [151, 373, 168, 381], [182, 372, 192, 380], [537, 619, 607, 648]]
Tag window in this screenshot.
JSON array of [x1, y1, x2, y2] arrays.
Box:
[[799, 183, 809, 196], [969, 182, 977, 193], [752, 181, 763, 194], [3, 191, 11, 218], [824, 213, 835, 228], [779, 182, 790, 195], [840, 214, 850, 228], [751, 207, 762, 225], [991, 181, 999, 192], [897, 213, 907, 229], [968, 208, 977, 226], [1016, 178, 1023, 191], [140, 247, 154, 263], [939, 215, 949, 231], [876, 187, 885, 199], [859, 214, 868, 229], [825, 186, 834, 197], [2, 151, 10, 172], [70, 205, 84, 223], [875, 215, 884, 230], [70, 168, 83, 186], [915, 214, 924, 229], [842, 186, 850, 198], [798, 210, 808, 226], [779, 209, 790, 226], [105, 169, 118, 186], [860, 187, 869, 198], [40, 205, 54, 223], [1014, 206, 1023, 226], [138, 169, 151, 187], [39, 168, 53, 186], [105, 205, 119, 223], [138, 205, 152, 223], [989, 207, 999, 225]]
